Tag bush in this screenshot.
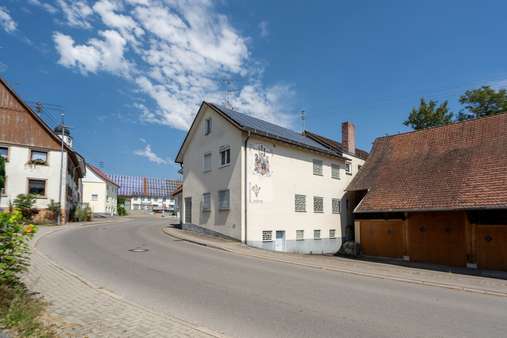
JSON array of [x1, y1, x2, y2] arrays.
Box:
[[117, 196, 128, 216], [0, 211, 37, 286], [73, 206, 92, 222], [13, 194, 37, 221]]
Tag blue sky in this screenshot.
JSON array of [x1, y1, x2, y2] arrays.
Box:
[[1, 0, 506, 179]]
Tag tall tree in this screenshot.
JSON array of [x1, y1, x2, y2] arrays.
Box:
[[404, 98, 453, 130], [458, 86, 507, 120]]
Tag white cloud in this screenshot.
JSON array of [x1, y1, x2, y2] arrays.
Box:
[[28, 0, 58, 14], [52, 0, 296, 131], [134, 142, 168, 164], [54, 30, 130, 75], [490, 79, 507, 90], [0, 6, 17, 33], [259, 21, 269, 38], [57, 0, 94, 28]]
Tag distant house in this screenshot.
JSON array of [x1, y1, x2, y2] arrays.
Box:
[[347, 113, 507, 270], [109, 175, 181, 212], [175, 102, 367, 253], [0, 77, 86, 222], [82, 164, 119, 216]]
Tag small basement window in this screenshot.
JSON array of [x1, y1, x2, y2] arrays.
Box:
[[329, 229, 336, 239], [28, 179, 46, 196], [262, 230, 273, 242]]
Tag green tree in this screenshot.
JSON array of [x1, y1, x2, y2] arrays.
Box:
[[458, 86, 507, 120], [404, 98, 454, 130], [0, 157, 5, 208], [13, 195, 36, 220]]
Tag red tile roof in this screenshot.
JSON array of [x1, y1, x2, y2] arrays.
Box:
[[347, 113, 507, 212], [88, 165, 119, 187], [303, 131, 369, 161]]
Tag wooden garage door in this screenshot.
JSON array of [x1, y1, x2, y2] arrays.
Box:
[[360, 220, 404, 258], [476, 225, 507, 271], [408, 212, 466, 267]]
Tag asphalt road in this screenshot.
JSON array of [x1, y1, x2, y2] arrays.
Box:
[[38, 216, 507, 338]]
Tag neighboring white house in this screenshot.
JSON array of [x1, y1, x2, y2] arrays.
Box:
[[82, 164, 119, 216], [109, 175, 181, 212], [0, 77, 86, 222], [175, 102, 367, 254]]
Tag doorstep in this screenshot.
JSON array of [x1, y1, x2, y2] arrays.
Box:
[[163, 226, 507, 297]]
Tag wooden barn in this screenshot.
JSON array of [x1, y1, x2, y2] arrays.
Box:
[[347, 113, 507, 271]]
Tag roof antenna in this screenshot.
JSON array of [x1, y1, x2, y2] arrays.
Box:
[[300, 110, 306, 133], [222, 78, 234, 110]]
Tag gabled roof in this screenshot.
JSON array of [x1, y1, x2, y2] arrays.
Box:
[[175, 102, 345, 163], [109, 175, 181, 198], [87, 164, 119, 187], [347, 112, 507, 213], [303, 130, 369, 161], [0, 76, 85, 178]]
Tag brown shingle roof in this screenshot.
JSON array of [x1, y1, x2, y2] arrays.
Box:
[[347, 113, 507, 212], [303, 131, 369, 161]]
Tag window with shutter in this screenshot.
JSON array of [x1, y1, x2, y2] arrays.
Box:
[[203, 153, 212, 172], [262, 230, 273, 242]]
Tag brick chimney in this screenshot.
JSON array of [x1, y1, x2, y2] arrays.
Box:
[[342, 121, 356, 155]]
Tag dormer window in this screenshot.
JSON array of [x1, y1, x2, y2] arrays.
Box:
[[204, 118, 212, 135]]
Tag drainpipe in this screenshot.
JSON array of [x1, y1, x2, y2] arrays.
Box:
[[244, 131, 251, 244]]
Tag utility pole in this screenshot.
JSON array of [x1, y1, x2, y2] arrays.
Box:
[[57, 113, 65, 225]]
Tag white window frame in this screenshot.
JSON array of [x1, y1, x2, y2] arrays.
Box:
[[345, 161, 352, 175], [296, 230, 304, 241], [313, 196, 324, 213], [331, 164, 340, 179], [204, 118, 212, 135], [332, 198, 341, 214], [203, 152, 212, 172], [91, 194, 98, 201], [295, 194, 306, 212], [202, 192, 211, 212], [30, 150, 48, 164], [218, 189, 230, 210], [219, 145, 231, 167], [314, 229, 321, 240], [313, 159, 323, 176], [262, 230, 273, 242]]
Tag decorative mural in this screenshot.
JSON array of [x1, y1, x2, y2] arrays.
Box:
[[253, 144, 272, 177]]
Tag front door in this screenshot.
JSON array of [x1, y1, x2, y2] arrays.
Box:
[[184, 197, 192, 223], [275, 231, 285, 252]]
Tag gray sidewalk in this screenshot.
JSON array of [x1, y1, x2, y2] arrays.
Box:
[[25, 225, 223, 338], [163, 226, 507, 297]]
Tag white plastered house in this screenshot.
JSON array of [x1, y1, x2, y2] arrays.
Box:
[[175, 102, 367, 253], [82, 164, 119, 216]]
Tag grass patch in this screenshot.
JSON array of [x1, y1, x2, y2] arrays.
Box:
[[0, 285, 57, 338]]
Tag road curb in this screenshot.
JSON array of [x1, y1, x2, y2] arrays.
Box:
[[32, 223, 227, 338], [161, 227, 507, 298]]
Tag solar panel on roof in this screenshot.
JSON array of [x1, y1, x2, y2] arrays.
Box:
[[211, 104, 338, 156]]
